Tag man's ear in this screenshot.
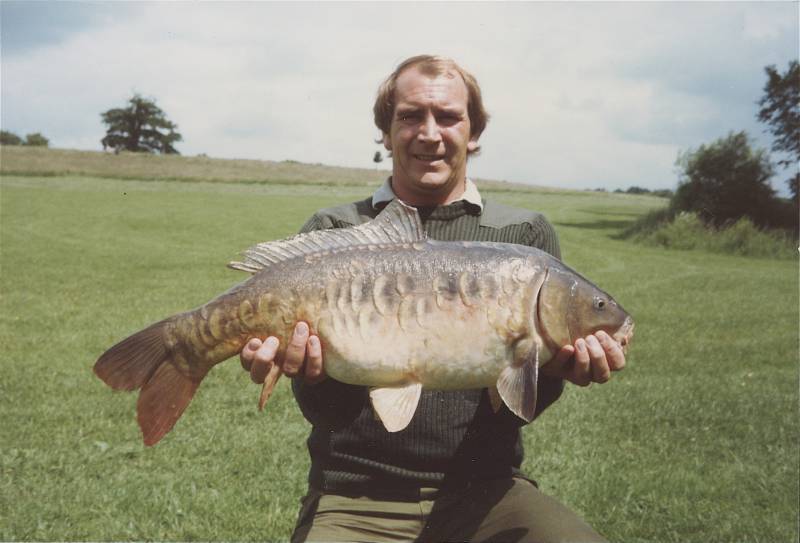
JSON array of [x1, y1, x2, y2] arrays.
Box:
[[382, 133, 392, 152], [467, 138, 479, 153]]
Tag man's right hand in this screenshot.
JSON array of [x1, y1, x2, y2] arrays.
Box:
[[239, 322, 326, 384]]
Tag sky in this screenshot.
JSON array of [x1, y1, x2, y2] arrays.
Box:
[[1, 1, 798, 194]]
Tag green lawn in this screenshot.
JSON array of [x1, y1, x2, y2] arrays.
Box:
[[1, 175, 797, 542]]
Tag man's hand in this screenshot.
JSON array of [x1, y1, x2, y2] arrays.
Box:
[[542, 331, 626, 386], [239, 322, 326, 385]]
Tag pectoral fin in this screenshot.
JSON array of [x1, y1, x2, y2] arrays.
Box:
[[496, 350, 539, 422], [369, 382, 422, 432]]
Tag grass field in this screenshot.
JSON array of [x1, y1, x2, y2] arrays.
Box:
[[1, 161, 798, 541]]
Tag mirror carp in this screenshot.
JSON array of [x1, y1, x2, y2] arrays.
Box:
[[94, 200, 634, 445]]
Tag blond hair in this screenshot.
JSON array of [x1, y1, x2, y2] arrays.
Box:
[[373, 55, 489, 154]]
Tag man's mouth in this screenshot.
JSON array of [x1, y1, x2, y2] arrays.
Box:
[[413, 153, 444, 162]]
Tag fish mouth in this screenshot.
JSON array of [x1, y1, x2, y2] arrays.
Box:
[[613, 317, 635, 353]]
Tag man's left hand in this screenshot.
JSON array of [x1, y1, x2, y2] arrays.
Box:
[[542, 331, 626, 386]]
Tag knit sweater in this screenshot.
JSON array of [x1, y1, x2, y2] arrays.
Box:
[[292, 197, 565, 495]]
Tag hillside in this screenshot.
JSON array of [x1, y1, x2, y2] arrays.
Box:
[[0, 145, 578, 194]]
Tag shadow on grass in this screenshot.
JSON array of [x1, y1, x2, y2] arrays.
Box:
[[578, 209, 645, 218], [555, 219, 635, 232]]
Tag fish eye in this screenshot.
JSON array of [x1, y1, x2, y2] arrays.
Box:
[[594, 297, 606, 310]]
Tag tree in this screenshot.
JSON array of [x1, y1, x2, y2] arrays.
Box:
[[757, 60, 799, 201], [671, 131, 776, 227], [1, 130, 23, 145], [100, 94, 182, 154], [23, 133, 49, 147], [373, 150, 383, 168]]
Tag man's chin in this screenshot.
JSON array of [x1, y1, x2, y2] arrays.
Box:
[[413, 172, 452, 189]]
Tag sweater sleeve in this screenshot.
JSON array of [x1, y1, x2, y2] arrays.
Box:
[[528, 214, 562, 261]]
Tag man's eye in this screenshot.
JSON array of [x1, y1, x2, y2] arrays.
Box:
[[437, 114, 459, 125]]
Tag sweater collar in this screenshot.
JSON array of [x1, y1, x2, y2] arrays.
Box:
[[371, 177, 484, 212]]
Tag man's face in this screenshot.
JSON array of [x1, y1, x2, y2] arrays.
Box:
[[383, 66, 478, 206]]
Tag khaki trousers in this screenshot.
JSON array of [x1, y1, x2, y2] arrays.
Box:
[[291, 477, 606, 543]]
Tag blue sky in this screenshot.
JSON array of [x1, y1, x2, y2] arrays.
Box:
[[2, 1, 797, 194]]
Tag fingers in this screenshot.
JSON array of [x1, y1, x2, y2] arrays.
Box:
[[564, 332, 625, 387], [596, 330, 626, 371], [282, 322, 309, 377], [240, 338, 262, 371], [585, 335, 610, 383], [304, 336, 326, 384], [250, 337, 279, 384], [240, 322, 326, 385], [570, 338, 593, 387], [539, 334, 618, 386]]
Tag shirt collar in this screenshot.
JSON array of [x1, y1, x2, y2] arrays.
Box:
[[371, 177, 484, 211]]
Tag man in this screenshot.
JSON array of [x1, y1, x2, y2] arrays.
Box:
[[241, 55, 625, 542]]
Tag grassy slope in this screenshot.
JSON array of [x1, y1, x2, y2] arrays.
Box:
[[1, 169, 797, 541], [0, 145, 562, 193]]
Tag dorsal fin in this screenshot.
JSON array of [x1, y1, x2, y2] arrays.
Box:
[[229, 199, 425, 274]]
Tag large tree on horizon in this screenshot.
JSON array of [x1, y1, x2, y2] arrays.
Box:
[[100, 94, 182, 154]]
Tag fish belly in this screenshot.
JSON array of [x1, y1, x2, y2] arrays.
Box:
[[322, 307, 511, 389]]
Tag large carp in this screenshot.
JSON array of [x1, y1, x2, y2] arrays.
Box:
[[94, 200, 633, 446]]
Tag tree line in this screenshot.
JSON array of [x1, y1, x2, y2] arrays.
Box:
[[591, 186, 674, 198], [0, 131, 49, 147]]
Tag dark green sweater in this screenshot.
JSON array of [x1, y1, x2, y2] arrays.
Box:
[[292, 197, 564, 495]]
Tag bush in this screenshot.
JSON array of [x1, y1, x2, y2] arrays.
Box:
[[648, 212, 706, 250], [1, 130, 23, 145], [623, 210, 795, 259], [23, 133, 49, 147], [1, 131, 50, 147], [672, 132, 777, 228], [621, 207, 676, 238], [766, 197, 799, 232]]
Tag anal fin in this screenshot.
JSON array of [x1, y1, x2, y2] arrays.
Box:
[[496, 350, 539, 422], [369, 382, 422, 432]]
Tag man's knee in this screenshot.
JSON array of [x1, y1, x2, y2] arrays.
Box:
[[472, 478, 607, 543]]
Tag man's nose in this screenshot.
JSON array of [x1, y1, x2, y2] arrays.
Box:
[[417, 113, 441, 142]]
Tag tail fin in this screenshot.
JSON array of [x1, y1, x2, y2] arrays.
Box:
[[94, 320, 169, 391], [94, 319, 204, 446], [137, 361, 200, 446]]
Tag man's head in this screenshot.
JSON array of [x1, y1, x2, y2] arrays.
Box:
[[374, 55, 489, 147], [373, 55, 489, 206]]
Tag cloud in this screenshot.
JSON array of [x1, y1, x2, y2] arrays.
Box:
[[0, 1, 138, 54], [2, 2, 797, 193]]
